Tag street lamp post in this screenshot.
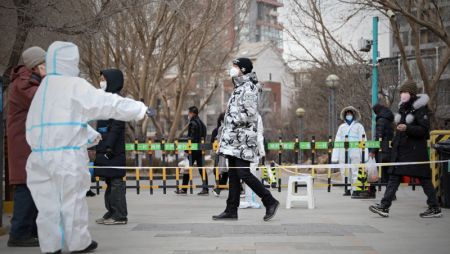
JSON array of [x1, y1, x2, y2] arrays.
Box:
[[295, 107, 305, 162], [326, 74, 339, 138]]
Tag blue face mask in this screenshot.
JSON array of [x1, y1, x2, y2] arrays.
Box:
[[345, 115, 353, 122]]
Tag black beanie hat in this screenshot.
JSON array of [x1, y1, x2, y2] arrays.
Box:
[[399, 79, 418, 95], [372, 103, 384, 115], [233, 58, 253, 75], [188, 106, 199, 115]]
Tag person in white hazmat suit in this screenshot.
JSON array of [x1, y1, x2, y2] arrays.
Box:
[[239, 114, 265, 209], [331, 106, 369, 194], [25, 41, 149, 253]]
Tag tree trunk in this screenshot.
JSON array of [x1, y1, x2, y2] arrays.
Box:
[[3, 0, 32, 85]]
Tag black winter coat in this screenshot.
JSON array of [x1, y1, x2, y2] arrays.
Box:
[[389, 94, 431, 178], [94, 69, 126, 178], [188, 115, 207, 143], [370, 105, 394, 162]]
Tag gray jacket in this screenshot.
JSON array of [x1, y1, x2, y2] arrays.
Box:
[[219, 72, 261, 162]]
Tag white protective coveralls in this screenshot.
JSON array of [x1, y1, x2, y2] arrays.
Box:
[[331, 106, 369, 191], [25, 41, 147, 253], [240, 114, 264, 209]]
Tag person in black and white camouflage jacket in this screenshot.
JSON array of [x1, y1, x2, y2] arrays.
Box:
[[213, 58, 279, 222]]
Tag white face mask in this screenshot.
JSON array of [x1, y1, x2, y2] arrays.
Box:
[[229, 67, 240, 78], [37, 64, 46, 77], [100, 81, 107, 91], [400, 92, 411, 103], [345, 115, 353, 122]]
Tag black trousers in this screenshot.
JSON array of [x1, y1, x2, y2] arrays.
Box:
[[381, 174, 439, 208], [182, 151, 208, 191], [103, 178, 128, 220], [10, 185, 38, 240], [225, 156, 276, 213], [380, 166, 391, 183], [214, 171, 229, 189]]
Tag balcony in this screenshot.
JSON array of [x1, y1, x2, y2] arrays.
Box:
[[256, 0, 284, 7], [256, 20, 284, 30]]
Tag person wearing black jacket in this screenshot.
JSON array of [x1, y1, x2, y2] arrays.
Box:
[[176, 106, 208, 195], [369, 80, 442, 218], [94, 69, 128, 225], [369, 104, 394, 185], [211, 113, 228, 196]]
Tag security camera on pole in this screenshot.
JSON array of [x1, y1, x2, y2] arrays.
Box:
[[358, 17, 379, 139]]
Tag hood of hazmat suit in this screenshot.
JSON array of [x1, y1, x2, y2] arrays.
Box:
[[25, 41, 147, 253]]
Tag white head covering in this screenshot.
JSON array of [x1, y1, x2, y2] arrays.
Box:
[[46, 41, 80, 77]]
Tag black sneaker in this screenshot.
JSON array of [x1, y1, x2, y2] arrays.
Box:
[[47, 250, 61, 254], [197, 189, 209, 196], [7, 237, 39, 247], [212, 188, 221, 197], [212, 212, 238, 220], [71, 240, 98, 253], [350, 191, 361, 199], [369, 204, 389, 217], [263, 200, 280, 221], [86, 190, 96, 197], [352, 190, 375, 199], [103, 218, 128, 225], [420, 207, 442, 218], [174, 189, 187, 195], [342, 190, 351, 196]]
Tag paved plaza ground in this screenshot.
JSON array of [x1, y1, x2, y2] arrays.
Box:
[[1, 184, 450, 254]]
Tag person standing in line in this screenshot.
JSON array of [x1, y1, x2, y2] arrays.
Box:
[[176, 106, 208, 195], [369, 103, 394, 197], [94, 69, 129, 225], [7, 46, 46, 248], [211, 113, 229, 197]]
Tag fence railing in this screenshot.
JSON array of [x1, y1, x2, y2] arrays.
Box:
[[90, 134, 444, 195]]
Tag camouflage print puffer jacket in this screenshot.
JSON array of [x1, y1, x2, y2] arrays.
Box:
[[219, 72, 261, 162]]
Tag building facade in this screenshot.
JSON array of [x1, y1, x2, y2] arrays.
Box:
[[390, 3, 450, 124]]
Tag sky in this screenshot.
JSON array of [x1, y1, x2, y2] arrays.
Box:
[[278, 0, 392, 69]]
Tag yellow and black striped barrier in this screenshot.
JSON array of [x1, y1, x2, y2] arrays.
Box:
[[89, 160, 449, 195], [87, 134, 449, 199], [430, 130, 450, 201]]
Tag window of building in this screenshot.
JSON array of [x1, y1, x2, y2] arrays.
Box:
[[438, 81, 450, 105], [402, 31, 409, 45]]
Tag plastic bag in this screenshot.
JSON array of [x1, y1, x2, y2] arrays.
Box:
[[178, 157, 190, 174], [366, 157, 379, 182]]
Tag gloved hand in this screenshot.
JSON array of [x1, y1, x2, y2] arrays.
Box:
[[146, 107, 156, 117], [104, 148, 114, 160], [93, 134, 102, 144]]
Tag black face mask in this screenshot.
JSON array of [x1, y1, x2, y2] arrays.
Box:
[[30, 72, 42, 83]]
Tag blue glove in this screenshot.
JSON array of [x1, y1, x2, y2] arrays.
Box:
[[146, 107, 157, 117]]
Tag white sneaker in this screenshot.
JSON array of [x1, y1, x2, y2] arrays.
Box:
[[239, 202, 262, 209]]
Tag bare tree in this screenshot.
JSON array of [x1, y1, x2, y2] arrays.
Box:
[[0, 0, 119, 85], [285, 0, 375, 137], [78, 0, 248, 141], [341, 0, 450, 126]]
